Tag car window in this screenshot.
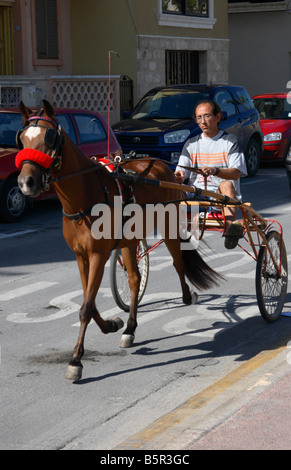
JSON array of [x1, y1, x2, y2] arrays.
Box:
[[0, 113, 24, 147], [253, 98, 291, 119], [56, 114, 77, 143], [72, 113, 107, 143], [233, 88, 254, 111], [213, 90, 237, 117], [131, 89, 210, 120]]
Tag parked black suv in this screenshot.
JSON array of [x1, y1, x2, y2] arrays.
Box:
[[113, 84, 263, 176]]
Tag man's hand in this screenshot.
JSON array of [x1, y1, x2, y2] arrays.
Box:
[[174, 170, 185, 184], [200, 167, 240, 180], [200, 166, 217, 176]]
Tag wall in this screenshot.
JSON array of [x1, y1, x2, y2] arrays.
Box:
[[70, 0, 230, 105], [229, 7, 291, 96], [14, 0, 72, 76], [70, 0, 137, 96]]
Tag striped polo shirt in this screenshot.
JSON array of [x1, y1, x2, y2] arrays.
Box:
[[176, 130, 247, 200]]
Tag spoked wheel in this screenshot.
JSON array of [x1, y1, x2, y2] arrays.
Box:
[[256, 230, 288, 322], [110, 239, 150, 311]]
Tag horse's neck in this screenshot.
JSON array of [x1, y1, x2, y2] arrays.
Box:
[[53, 140, 104, 213]]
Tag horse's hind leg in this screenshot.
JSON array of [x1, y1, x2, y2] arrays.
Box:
[[164, 237, 195, 305], [119, 244, 140, 348]]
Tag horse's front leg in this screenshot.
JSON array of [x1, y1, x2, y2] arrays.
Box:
[[65, 253, 123, 381], [65, 300, 93, 381], [119, 244, 140, 348]]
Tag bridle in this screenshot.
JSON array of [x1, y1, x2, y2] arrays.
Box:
[[16, 114, 65, 191], [15, 112, 117, 221]]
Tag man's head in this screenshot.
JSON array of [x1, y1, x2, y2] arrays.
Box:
[[194, 100, 222, 138]]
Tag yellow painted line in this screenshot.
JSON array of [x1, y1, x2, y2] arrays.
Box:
[[115, 343, 287, 449]]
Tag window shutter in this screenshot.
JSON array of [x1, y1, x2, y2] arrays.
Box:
[[35, 0, 58, 59]]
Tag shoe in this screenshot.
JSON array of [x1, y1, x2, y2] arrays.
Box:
[[224, 221, 244, 249]]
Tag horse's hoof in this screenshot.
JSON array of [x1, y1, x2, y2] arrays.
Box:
[[119, 334, 135, 348], [111, 317, 124, 331], [191, 291, 198, 304], [65, 364, 83, 381]]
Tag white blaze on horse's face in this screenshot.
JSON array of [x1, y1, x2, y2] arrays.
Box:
[[17, 126, 45, 197], [24, 126, 42, 141]]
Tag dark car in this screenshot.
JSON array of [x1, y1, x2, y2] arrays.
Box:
[[113, 84, 263, 177], [0, 108, 122, 222]]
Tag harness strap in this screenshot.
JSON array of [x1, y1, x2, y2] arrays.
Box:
[[28, 115, 58, 128], [62, 207, 93, 223]]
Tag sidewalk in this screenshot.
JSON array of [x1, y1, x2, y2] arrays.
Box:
[[115, 344, 291, 451], [189, 370, 291, 450]]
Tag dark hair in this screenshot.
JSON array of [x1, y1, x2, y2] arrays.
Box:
[[193, 99, 222, 119]]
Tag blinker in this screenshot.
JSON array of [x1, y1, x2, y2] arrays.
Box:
[[16, 127, 57, 150]]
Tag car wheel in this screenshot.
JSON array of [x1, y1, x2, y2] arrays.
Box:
[[0, 176, 30, 222], [245, 138, 261, 177]]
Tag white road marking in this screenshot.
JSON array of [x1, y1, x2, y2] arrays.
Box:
[[242, 178, 267, 186], [163, 296, 259, 339], [0, 230, 36, 239], [4, 248, 290, 324], [72, 291, 182, 327], [0, 281, 58, 301]]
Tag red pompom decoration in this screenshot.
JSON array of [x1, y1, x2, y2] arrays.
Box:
[[15, 149, 53, 170], [98, 158, 116, 172]]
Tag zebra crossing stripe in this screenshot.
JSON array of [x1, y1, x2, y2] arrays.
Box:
[[0, 282, 58, 301]]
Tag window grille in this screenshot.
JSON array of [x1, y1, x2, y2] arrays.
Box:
[[166, 50, 199, 85]]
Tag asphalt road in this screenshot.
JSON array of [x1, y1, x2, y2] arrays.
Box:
[[1, 164, 291, 451]]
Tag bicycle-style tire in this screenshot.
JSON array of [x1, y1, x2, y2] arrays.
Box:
[[110, 239, 150, 311], [256, 230, 288, 322]]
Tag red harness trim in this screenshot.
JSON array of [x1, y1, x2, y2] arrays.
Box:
[[15, 148, 53, 170], [98, 158, 116, 172], [99, 158, 126, 200]]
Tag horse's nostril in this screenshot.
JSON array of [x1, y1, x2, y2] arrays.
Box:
[[26, 177, 35, 188]]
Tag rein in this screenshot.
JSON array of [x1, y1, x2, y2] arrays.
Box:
[[49, 156, 202, 185], [17, 114, 240, 223]]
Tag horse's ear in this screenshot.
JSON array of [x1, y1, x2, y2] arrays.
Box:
[[42, 99, 55, 118], [19, 101, 32, 120]]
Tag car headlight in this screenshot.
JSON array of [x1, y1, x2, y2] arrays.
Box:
[[264, 132, 282, 142], [164, 129, 190, 144]]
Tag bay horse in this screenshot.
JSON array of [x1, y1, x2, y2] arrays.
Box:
[[16, 100, 221, 381]]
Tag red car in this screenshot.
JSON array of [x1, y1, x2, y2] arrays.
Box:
[[252, 93, 291, 162], [0, 107, 122, 222]]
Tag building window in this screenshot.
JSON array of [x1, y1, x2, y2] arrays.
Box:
[[166, 50, 199, 84], [34, 0, 58, 60], [158, 0, 216, 29], [162, 0, 208, 17]]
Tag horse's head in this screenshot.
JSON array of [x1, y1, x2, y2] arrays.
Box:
[[17, 100, 64, 197]]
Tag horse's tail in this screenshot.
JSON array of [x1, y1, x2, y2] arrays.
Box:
[[181, 239, 223, 290]]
